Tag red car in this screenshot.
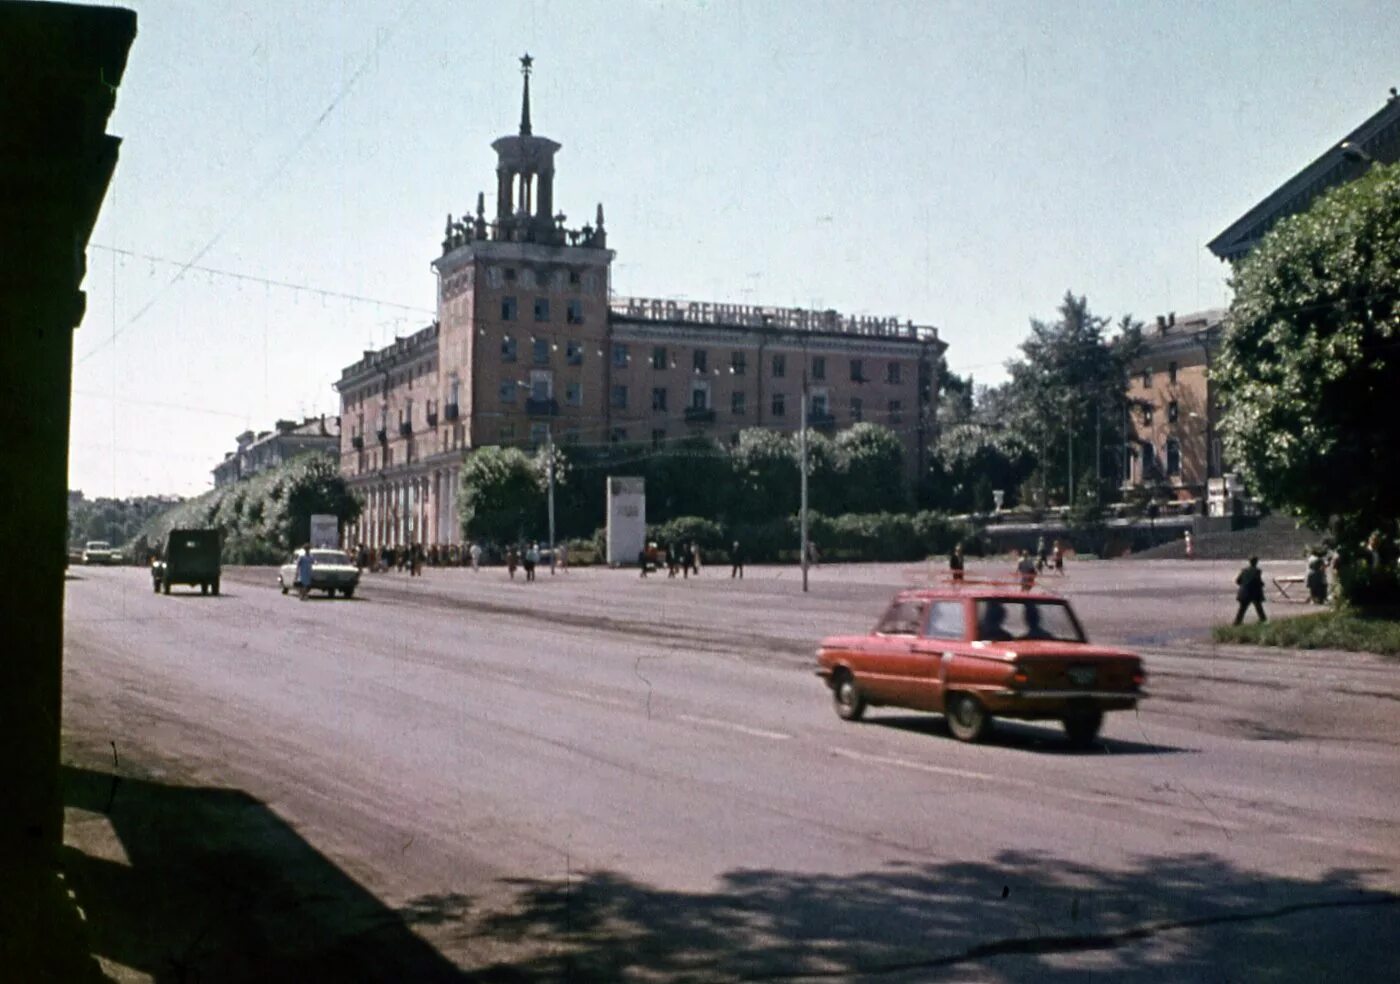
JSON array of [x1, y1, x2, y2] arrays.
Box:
[[816, 583, 1146, 746]]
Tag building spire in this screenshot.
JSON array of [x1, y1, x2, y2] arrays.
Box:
[[519, 52, 534, 136]]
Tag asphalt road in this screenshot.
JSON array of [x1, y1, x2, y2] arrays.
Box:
[[61, 560, 1399, 981]]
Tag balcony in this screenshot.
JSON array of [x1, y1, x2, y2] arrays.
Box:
[[375, 428, 388, 443], [426, 410, 438, 427], [684, 406, 716, 424], [809, 411, 836, 433], [351, 434, 364, 450], [399, 421, 412, 437], [445, 402, 460, 421], [526, 397, 559, 417]]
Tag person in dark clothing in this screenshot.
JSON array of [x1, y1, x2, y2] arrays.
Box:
[[948, 543, 965, 582], [1306, 553, 1328, 604], [730, 540, 744, 579], [1234, 556, 1267, 624]]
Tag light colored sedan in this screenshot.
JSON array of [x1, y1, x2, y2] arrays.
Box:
[[278, 549, 361, 598]]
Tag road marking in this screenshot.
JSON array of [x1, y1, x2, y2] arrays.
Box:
[[676, 713, 792, 741], [560, 688, 635, 709], [830, 746, 1007, 784]]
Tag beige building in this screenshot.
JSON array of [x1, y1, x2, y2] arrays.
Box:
[[336, 58, 943, 548], [1122, 309, 1224, 501], [212, 414, 340, 488]]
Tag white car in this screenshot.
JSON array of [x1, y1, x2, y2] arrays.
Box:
[[82, 540, 118, 565], [278, 549, 361, 598]]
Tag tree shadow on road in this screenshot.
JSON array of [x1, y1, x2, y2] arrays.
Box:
[[420, 854, 1396, 982], [61, 764, 466, 982]]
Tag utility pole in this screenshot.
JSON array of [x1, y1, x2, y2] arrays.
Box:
[[546, 424, 556, 574], [1095, 399, 1102, 497], [1067, 404, 1074, 509], [800, 366, 810, 593]]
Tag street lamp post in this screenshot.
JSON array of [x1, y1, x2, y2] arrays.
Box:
[[800, 365, 810, 593], [546, 424, 556, 574]]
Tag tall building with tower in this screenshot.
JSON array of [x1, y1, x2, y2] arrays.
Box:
[[336, 57, 945, 549]]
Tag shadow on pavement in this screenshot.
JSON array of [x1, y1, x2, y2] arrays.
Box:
[[868, 713, 1193, 756], [61, 765, 466, 982], [422, 854, 1397, 982]]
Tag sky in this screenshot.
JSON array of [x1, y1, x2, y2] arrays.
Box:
[[71, 0, 1400, 498]]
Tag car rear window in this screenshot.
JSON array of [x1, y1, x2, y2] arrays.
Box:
[[974, 600, 1084, 643], [924, 601, 967, 640]]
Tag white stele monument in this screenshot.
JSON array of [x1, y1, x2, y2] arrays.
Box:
[[606, 477, 646, 566], [309, 513, 339, 549]]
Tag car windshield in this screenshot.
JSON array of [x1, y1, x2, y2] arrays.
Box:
[[311, 550, 351, 564], [973, 600, 1084, 643]]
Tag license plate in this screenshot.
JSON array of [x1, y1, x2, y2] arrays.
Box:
[[1067, 665, 1097, 687]]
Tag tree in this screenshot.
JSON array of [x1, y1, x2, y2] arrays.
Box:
[[458, 446, 546, 544], [1002, 294, 1142, 505], [729, 428, 799, 522], [835, 423, 906, 513], [1218, 162, 1400, 604]]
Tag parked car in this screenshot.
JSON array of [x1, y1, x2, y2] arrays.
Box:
[[81, 540, 117, 565], [816, 584, 1146, 746], [152, 528, 222, 595], [278, 549, 361, 598]]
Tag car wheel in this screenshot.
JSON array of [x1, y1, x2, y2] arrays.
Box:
[[342, 586, 355, 599], [279, 577, 288, 595], [162, 580, 171, 595], [212, 579, 220, 596], [152, 579, 160, 594], [946, 693, 990, 743], [1062, 708, 1104, 748], [832, 670, 866, 722], [201, 583, 208, 595]]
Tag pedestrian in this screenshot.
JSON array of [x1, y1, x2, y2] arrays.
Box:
[[1184, 530, 1195, 561], [667, 543, 679, 579], [689, 541, 701, 577], [1306, 551, 1328, 605], [524, 541, 540, 582], [295, 542, 314, 601], [1052, 539, 1064, 575], [469, 541, 482, 572], [730, 540, 744, 579], [506, 546, 518, 580], [680, 541, 692, 580], [1035, 535, 1048, 573], [1016, 549, 1037, 592], [639, 546, 650, 577], [1233, 555, 1267, 624], [411, 543, 424, 577], [949, 542, 964, 583], [557, 542, 568, 573]]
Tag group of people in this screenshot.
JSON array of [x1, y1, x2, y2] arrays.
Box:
[[638, 540, 705, 578], [353, 542, 487, 574], [502, 541, 568, 581]]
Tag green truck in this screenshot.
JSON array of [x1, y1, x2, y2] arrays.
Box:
[[152, 528, 222, 595]]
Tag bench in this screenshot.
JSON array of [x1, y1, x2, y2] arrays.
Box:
[[1272, 575, 1307, 602]]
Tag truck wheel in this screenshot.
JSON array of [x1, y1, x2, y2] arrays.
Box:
[[201, 583, 208, 596], [152, 579, 159, 594], [162, 580, 171, 595], [342, 586, 355, 599], [946, 693, 990, 743], [832, 670, 866, 722], [212, 579, 220, 596], [1062, 708, 1104, 748]]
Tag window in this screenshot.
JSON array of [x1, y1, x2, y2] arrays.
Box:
[[504, 267, 517, 282], [499, 423, 515, 443], [1140, 368, 1152, 388], [529, 422, 550, 447], [730, 351, 746, 375], [772, 392, 786, 417], [529, 370, 552, 401], [1166, 438, 1181, 476], [565, 381, 582, 407], [975, 600, 1084, 643], [610, 384, 628, 409], [501, 335, 517, 362], [693, 349, 708, 374], [1142, 403, 1154, 425], [499, 381, 517, 403], [609, 427, 628, 444], [888, 399, 903, 425], [731, 390, 746, 415], [850, 397, 863, 421], [876, 600, 924, 636], [772, 353, 786, 378], [651, 428, 666, 448], [811, 392, 829, 416], [690, 381, 710, 409], [652, 387, 668, 412], [533, 337, 549, 365], [612, 343, 629, 367], [887, 361, 902, 384], [566, 340, 583, 365], [1168, 362, 1178, 385], [569, 269, 582, 286], [501, 296, 518, 321], [812, 356, 826, 380], [1167, 400, 1179, 423], [850, 359, 865, 382], [566, 299, 584, 324], [534, 297, 550, 322], [652, 346, 668, 370], [924, 601, 967, 641]]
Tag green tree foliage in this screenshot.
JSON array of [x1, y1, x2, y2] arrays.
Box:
[[730, 429, 800, 521], [130, 453, 362, 563], [68, 493, 181, 551], [1218, 162, 1400, 604], [835, 423, 906, 513], [457, 445, 546, 543]]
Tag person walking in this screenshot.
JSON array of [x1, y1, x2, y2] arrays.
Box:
[[730, 540, 744, 579], [506, 546, 518, 580], [1016, 549, 1037, 592], [1184, 530, 1195, 560], [524, 541, 540, 582], [1035, 535, 1049, 573], [469, 541, 482, 572], [680, 541, 692, 580], [295, 543, 315, 601], [556, 542, 568, 573], [1052, 539, 1065, 575], [689, 541, 701, 577], [667, 543, 679, 579], [948, 543, 965, 583], [1233, 556, 1267, 624]]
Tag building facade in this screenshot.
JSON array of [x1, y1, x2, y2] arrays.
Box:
[[212, 414, 340, 487], [336, 58, 944, 549], [1121, 309, 1224, 501]]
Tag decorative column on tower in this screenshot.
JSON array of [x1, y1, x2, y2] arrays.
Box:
[[491, 53, 562, 244]]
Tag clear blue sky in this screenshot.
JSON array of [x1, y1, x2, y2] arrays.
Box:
[[71, 0, 1399, 497]]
